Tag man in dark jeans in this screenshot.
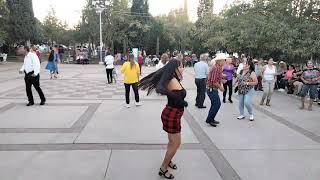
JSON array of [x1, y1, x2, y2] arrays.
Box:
[[206, 54, 225, 127], [194, 54, 209, 108], [19, 45, 46, 106]]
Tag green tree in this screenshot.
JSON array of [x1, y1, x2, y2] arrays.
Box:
[[6, 0, 39, 44], [0, 0, 8, 46]]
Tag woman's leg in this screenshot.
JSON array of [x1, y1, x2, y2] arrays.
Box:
[[223, 82, 228, 102], [132, 83, 140, 103], [107, 69, 113, 83], [299, 85, 309, 109], [244, 90, 254, 115], [124, 83, 130, 105], [239, 94, 245, 115], [261, 81, 268, 105], [161, 133, 181, 170], [228, 80, 233, 101], [308, 85, 317, 111], [266, 81, 275, 106]]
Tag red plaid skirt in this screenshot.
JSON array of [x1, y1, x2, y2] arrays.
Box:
[[161, 105, 184, 134]]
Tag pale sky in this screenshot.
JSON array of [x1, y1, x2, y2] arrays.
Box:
[[33, 0, 232, 28]]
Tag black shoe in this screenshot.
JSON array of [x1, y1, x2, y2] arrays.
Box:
[[228, 99, 233, 103], [195, 104, 198, 107], [26, 102, 34, 106], [223, 99, 226, 103], [197, 106, 206, 109], [40, 100, 46, 106], [212, 120, 220, 124], [206, 121, 217, 127]]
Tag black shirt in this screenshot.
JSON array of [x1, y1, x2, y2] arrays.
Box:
[[167, 89, 187, 109]]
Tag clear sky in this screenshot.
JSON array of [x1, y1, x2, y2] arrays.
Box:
[[33, 0, 231, 28]]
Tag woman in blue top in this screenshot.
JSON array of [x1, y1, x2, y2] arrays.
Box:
[[45, 50, 57, 79]]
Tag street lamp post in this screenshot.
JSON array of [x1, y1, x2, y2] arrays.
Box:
[[92, 0, 109, 65], [96, 8, 104, 65]]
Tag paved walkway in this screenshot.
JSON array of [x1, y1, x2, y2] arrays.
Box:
[[0, 62, 319, 180]]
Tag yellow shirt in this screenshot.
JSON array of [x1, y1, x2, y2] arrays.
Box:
[[121, 62, 140, 84]]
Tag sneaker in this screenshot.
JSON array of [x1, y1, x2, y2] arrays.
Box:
[[249, 115, 254, 121], [125, 104, 130, 108], [136, 102, 142, 106], [278, 89, 285, 92], [237, 115, 245, 120]]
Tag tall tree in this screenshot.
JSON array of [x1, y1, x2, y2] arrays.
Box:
[[0, 0, 8, 46], [6, 0, 38, 44]]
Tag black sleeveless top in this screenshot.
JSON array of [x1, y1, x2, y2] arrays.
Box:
[[167, 89, 187, 109]]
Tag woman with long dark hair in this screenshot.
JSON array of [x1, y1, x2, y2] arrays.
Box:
[[45, 49, 57, 79], [139, 59, 187, 179]]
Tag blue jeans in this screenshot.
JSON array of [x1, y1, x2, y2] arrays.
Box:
[[239, 89, 254, 116], [299, 84, 318, 100], [206, 89, 221, 123]]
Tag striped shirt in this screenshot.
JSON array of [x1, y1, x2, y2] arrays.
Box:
[[207, 64, 223, 88]]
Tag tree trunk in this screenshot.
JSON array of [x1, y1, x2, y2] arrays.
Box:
[[156, 37, 159, 56]]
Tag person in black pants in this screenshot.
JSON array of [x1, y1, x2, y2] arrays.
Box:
[[222, 57, 235, 103], [19, 45, 46, 106], [194, 54, 209, 108], [124, 83, 139, 105], [104, 52, 115, 84], [195, 78, 207, 108]]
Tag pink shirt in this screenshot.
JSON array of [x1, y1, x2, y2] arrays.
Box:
[[284, 69, 295, 80]]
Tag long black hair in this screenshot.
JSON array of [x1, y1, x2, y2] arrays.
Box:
[[48, 50, 55, 61], [138, 59, 182, 95]]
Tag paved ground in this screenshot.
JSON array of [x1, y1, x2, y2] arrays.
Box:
[[0, 62, 319, 180]]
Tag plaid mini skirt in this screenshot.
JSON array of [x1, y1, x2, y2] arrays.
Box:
[[161, 105, 184, 134]]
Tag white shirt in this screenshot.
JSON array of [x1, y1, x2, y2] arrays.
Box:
[[156, 61, 166, 69], [236, 63, 244, 75], [20, 52, 41, 76], [263, 65, 276, 81], [104, 55, 114, 69]]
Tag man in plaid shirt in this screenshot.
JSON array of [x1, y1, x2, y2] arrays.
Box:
[[206, 54, 226, 127]]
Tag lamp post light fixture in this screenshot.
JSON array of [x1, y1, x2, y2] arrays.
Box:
[[92, 0, 110, 65]]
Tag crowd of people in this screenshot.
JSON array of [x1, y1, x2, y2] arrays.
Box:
[[16, 45, 319, 179]]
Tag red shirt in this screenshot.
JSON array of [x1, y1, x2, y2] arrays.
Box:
[[207, 64, 223, 88], [138, 56, 144, 65]]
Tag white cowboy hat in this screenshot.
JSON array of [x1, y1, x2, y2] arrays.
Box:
[[212, 53, 227, 62], [279, 61, 286, 64], [253, 59, 258, 62]]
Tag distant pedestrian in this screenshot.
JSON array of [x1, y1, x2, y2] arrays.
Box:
[[19, 46, 46, 106], [104, 52, 115, 84], [222, 56, 235, 103], [121, 54, 141, 108], [54, 45, 60, 75], [156, 53, 169, 70], [45, 50, 57, 79], [260, 58, 277, 106], [299, 61, 320, 111], [254, 58, 263, 91], [138, 59, 187, 180], [138, 51, 144, 75], [206, 53, 226, 127], [194, 53, 209, 108], [236, 61, 258, 121]]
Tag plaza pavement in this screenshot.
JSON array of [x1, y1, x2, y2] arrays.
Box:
[[0, 61, 319, 180]]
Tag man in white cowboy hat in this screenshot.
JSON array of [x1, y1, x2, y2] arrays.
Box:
[[206, 53, 226, 127]]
